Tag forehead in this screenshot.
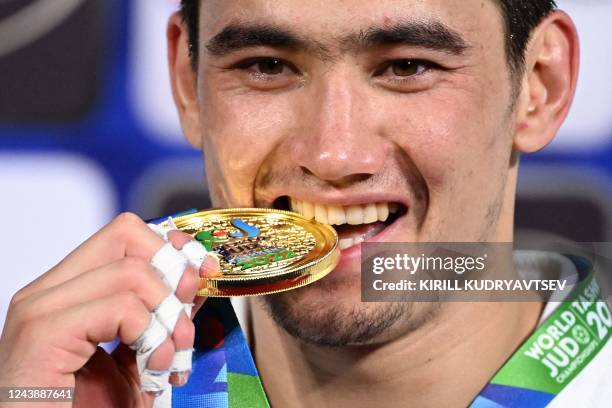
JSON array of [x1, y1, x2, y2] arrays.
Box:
[[199, 0, 504, 50]]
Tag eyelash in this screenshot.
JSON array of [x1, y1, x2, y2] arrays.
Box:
[[375, 59, 442, 81], [230, 57, 442, 83], [232, 57, 297, 78]]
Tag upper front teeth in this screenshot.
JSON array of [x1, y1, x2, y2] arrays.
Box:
[[328, 205, 346, 225], [289, 199, 398, 225]]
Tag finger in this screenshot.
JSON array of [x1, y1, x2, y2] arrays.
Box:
[[15, 257, 172, 321], [109, 343, 172, 405], [186, 255, 220, 382], [43, 291, 173, 394], [152, 228, 221, 386], [16, 213, 166, 300], [148, 241, 197, 382], [192, 254, 221, 318], [167, 229, 193, 250], [109, 343, 171, 408], [118, 305, 174, 396], [167, 229, 214, 277], [165, 232, 202, 385], [16, 249, 194, 391], [168, 230, 221, 318]]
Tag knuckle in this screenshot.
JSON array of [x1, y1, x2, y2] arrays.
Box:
[[8, 289, 26, 309], [112, 212, 144, 234], [7, 291, 33, 323], [9, 289, 25, 313], [116, 291, 144, 313]]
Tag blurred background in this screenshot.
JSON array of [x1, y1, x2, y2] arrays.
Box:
[[0, 0, 610, 327]]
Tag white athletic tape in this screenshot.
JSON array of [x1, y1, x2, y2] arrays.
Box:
[[167, 217, 178, 230], [130, 315, 167, 357], [155, 297, 195, 376], [144, 218, 202, 395], [170, 349, 194, 373], [150, 242, 188, 291], [180, 240, 208, 270], [129, 315, 169, 392], [147, 216, 178, 241], [152, 383, 172, 408], [154, 294, 184, 334], [140, 369, 170, 394], [147, 223, 172, 241], [184, 303, 194, 319]]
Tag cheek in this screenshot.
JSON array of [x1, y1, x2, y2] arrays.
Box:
[[385, 83, 510, 192], [200, 81, 296, 205], [382, 80, 513, 238]]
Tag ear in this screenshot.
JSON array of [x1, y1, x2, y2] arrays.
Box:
[[513, 11, 579, 153], [167, 11, 202, 149]]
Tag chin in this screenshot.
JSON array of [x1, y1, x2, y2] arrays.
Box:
[[260, 271, 417, 347]]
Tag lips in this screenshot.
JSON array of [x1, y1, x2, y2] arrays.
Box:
[[285, 198, 404, 250]]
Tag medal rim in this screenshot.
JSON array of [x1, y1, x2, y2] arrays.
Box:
[[160, 208, 339, 297]]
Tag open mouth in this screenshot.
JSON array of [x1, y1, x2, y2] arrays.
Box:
[[273, 197, 407, 250]]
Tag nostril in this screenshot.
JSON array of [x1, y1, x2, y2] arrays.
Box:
[[299, 162, 376, 186], [300, 165, 374, 187], [327, 173, 373, 188]]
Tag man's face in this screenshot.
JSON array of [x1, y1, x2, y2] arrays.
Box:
[[193, 0, 517, 345]]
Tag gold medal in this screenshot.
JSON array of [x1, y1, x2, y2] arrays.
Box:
[[158, 208, 339, 297]]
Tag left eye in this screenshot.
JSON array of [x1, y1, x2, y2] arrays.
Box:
[[381, 59, 433, 77], [238, 58, 292, 75]]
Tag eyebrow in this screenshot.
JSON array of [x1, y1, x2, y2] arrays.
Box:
[[205, 23, 324, 56], [205, 20, 470, 58], [350, 20, 470, 55]]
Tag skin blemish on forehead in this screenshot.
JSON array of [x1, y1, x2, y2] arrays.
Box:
[[383, 15, 392, 26]]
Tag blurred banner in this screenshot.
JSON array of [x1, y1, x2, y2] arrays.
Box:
[[0, 0, 610, 327]]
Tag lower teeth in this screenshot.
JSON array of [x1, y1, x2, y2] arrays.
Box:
[[336, 222, 389, 250], [338, 236, 365, 250]]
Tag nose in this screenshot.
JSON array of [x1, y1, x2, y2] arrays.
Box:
[[290, 69, 389, 185]]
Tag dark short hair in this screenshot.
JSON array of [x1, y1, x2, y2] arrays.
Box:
[[179, 0, 556, 79]]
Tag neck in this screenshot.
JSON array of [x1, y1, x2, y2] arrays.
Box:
[[250, 300, 542, 408]]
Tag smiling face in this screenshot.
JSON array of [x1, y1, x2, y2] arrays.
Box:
[[180, 0, 523, 345]]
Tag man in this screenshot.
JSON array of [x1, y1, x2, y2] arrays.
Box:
[[0, 0, 609, 407]]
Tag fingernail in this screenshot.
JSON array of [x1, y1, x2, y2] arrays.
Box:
[[168, 230, 194, 250], [145, 389, 165, 397], [169, 371, 191, 386], [200, 252, 221, 277]]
